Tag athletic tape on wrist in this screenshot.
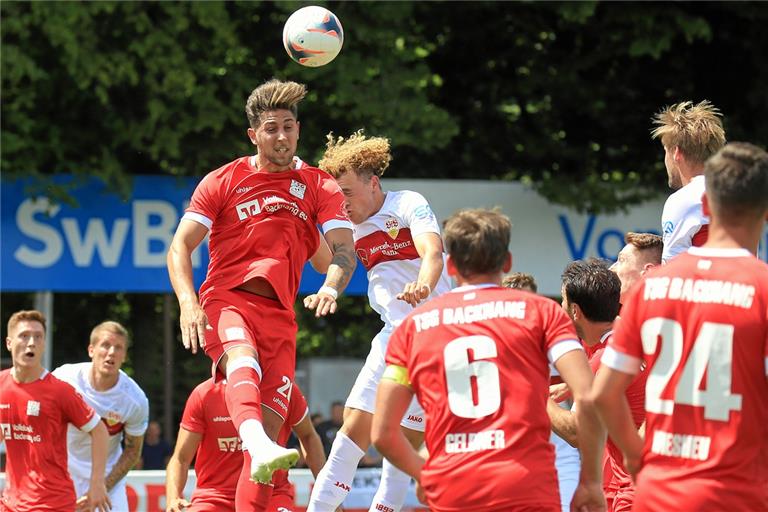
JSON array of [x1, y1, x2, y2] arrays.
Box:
[[318, 285, 338, 300]]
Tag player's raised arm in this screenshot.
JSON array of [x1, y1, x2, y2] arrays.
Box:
[[309, 229, 333, 273], [397, 232, 445, 306], [304, 227, 356, 317], [167, 218, 209, 353], [165, 427, 202, 512]]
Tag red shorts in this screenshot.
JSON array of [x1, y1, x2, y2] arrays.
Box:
[[187, 496, 235, 512], [202, 288, 297, 419]]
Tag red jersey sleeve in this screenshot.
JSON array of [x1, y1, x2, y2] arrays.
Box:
[[58, 378, 99, 431], [539, 298, 581, 364], [603, 285, 644, 375], [180, 383, 206, 434], [185, 171, 225, 227], [288, 385, 309, 427], [315, 172, 351, 232], [385, 316, 414, 368]]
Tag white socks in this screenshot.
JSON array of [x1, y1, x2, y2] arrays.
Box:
[[368, 458, 411, 512], [307, 431, 365, 512], [238, 418, 273, 456]]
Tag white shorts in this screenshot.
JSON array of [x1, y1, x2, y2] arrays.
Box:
[[73, 474, 128, 512], [345, 328, 426, 432]]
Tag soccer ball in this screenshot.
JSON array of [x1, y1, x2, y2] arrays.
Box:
[[283, 6, 344, 67]]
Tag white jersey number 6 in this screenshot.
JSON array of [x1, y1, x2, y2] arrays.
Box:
[[444, 335, 501, 419]]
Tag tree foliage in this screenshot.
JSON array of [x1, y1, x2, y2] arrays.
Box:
[[3, 2, 766, 211]]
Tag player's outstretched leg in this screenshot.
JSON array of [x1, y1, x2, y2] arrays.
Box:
[[224, 352, 298, 484], [307, 431, 366, 511], [368, 458, 411, 512]]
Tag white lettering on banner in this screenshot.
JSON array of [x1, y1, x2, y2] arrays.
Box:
[[558, 214, 660, 261], [14, 198, 64, 268], [61, 217, 130, 266], [133, 200, 177, 267], [12, 197, 205, 269]]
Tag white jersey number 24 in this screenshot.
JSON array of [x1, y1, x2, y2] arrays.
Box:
[[641, 318, 742, 422], [443, 335, 501, 419]]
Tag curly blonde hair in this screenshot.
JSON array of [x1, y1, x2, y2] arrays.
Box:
[[318, 130, 392, 180], [650, 100, 725, 164]]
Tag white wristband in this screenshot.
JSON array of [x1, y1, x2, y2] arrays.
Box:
[[318, 286, 338, 300]]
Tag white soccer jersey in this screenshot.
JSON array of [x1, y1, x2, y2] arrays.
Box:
[[661, 174, 708, 263], [53, 362, 149, 480], [353, 190, 452, 327]]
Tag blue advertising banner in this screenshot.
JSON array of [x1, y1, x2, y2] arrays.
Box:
[[1, 175, 369, 294]]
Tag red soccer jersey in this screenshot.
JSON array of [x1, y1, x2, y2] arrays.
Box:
[[181, 379, 241, 504], [590, 338, 647, 492], [181, 379, 309, 506], [185, 156, 351, 310], [0, 369, 99, 512], [386, 285, 581, 511], [603, 247, 768, 511]]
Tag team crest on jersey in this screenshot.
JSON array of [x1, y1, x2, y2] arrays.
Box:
[[104, 411, 123, 426], [289, 179, 306, 199], [385, 217, 400, 239], [26, 400, 40, 416]]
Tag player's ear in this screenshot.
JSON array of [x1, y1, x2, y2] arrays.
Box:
[[673, 145, 683, 162], [502, 252, 512, 273], [87, 343, 95, 359], [701, 192, 711, 217], [247, 127, 258, 146]]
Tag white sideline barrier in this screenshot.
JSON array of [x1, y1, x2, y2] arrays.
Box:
[[0, 468, 427, 512]]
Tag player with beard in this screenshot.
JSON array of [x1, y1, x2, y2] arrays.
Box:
[[167, 79, 356, 506]]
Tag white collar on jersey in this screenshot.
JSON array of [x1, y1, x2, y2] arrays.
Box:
[[687, 246, 752, 258], [599, 330, 613, 344], [451, 283, 499, 293], [249, 155, 303, 170]]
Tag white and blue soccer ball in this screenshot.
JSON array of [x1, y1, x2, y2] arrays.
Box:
[[283, 6, 344, 67]]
